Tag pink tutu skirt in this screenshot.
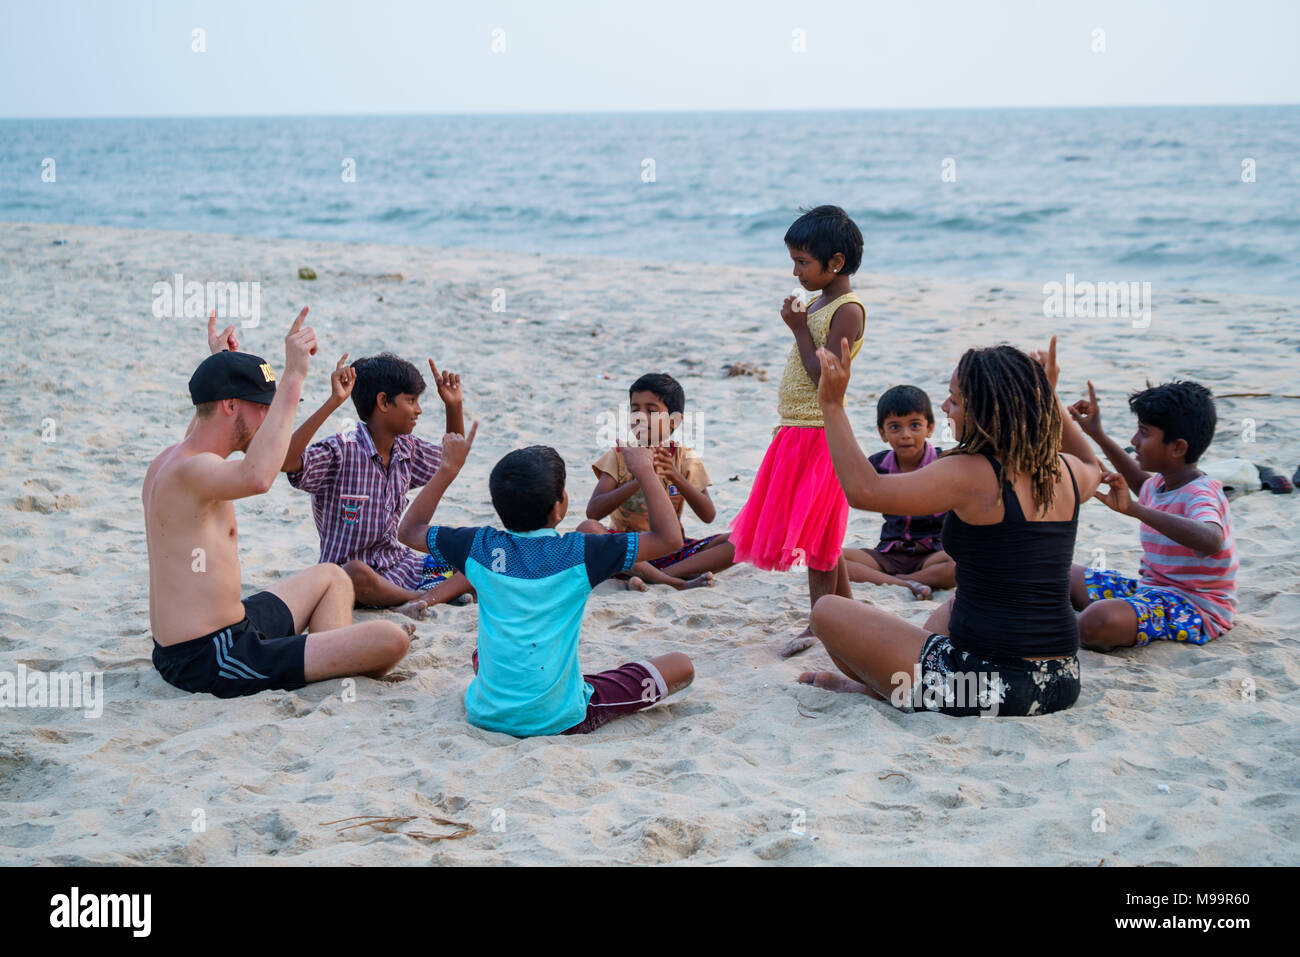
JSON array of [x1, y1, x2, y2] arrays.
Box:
[[729, 426, 849, 572]]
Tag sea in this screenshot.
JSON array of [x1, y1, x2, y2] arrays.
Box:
[[2, 106, 1297, 296]]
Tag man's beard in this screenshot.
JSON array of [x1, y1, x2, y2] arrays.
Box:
[[233, 410, 256, 452]]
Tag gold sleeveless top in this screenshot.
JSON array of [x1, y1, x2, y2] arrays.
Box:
[[777, 292, 866, 427]]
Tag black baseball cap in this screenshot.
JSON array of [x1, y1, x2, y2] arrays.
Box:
[[188, 352, 278, 406]]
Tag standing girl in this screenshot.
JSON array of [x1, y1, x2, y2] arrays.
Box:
[[730, 205, 867, 657]]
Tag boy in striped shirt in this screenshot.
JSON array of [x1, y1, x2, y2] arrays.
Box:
[[1066, 379, 1237, 650]]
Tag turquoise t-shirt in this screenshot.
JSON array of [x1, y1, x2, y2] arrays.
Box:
[[427, 525, 638, 737]]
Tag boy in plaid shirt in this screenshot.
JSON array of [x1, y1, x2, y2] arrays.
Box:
[[283, 352, 474, 618]]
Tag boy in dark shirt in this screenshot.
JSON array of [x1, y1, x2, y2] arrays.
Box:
[[842, 385, 956, 600]]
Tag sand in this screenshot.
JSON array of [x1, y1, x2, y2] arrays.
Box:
[[1, 220, 1297, 865]]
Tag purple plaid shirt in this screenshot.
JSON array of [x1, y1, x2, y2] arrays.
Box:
[[287, 423, 443, 590]]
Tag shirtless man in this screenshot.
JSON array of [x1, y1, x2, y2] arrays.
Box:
[[144, 308, 410, 698]]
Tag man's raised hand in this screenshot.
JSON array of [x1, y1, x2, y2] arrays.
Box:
[[207, 310, 239, 354], [283, 307, 316, 377]]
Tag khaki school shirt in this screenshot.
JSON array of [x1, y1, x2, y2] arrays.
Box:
[[591, 445, 711, 533]]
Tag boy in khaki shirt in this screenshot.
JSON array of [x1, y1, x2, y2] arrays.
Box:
[[578, 373, 734, 590]]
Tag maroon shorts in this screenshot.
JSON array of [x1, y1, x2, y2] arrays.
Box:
[[470, 652, 667, 736], [563, 661, 668, 734], [858, 546, 939, 577]]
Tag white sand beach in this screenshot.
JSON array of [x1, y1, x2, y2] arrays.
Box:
[[1, 220, 1297, 865]]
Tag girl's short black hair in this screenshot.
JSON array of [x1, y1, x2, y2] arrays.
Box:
[[784, 205, 864, 275], [350, 353, 426, 421], [1128, 380, 1217, 464], [490, 446, 567, 532], [876, 385, 934, 429], [629, 372, 685, 416]]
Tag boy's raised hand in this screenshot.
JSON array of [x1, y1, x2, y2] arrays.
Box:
[[439, 420, 478, 473], [620, 443, 656, 476], [1093, 470, 1133, 515], [428, 359, 463, 407], [207, 309, 239, 354], [330, 353, 355, 403], [652, 445, 678, 481], [815, 336, 852, 408], [283, 307, 316, 377], [1068, 380, 1105, 439]]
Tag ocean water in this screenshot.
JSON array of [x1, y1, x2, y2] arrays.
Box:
[[2, 107, 1298, 296]]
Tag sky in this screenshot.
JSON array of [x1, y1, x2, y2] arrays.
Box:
[[1, 0, 1296, 117]]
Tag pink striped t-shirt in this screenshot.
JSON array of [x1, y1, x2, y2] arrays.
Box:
[[1137, 474, 1237, 637]]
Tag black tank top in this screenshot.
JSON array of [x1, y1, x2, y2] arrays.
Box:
[[941, 452, 1080, 659]]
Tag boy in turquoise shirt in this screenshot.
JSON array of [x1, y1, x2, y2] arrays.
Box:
[[397, 424, 694, 737]]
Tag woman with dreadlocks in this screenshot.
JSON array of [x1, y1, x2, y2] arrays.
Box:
[[797, 336, 1104, 716]]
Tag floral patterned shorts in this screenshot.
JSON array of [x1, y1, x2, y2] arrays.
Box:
[[1084, 568, 1207, 645], [895, 633, 1081, 717]]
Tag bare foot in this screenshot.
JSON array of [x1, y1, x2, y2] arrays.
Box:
[[400, 622, 417, 637], [674, 572, 714, 590], [899, 578, 932, 601], [797, 671, 871, 694], [780, 628, 818, 658], [626, 576, 648, 592], [395, 598, 430, 620]]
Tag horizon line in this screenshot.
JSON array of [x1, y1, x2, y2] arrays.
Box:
[[3, 102, 1299, 121]]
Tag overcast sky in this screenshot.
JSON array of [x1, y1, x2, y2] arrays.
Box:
[[1, 0, 1296, 117]]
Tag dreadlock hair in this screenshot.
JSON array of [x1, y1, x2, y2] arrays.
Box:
[[947, 344, 1063, 515]]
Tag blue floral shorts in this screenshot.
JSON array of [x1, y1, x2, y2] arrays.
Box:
[[416, 555, 456, 591], [1084, 568, 1207, 645]]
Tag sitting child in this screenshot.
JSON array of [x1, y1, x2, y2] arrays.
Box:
[[841, 385, 955, 600], [284, 352, 474, 619], [397, 426, 695, 737], [1068, 379, 1238, 649], [577, 373, 735, 590]]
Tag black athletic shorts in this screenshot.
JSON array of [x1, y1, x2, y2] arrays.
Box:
[[152, 591, 308, 698]]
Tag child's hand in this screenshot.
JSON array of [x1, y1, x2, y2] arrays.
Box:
[[207, 309, 239, 354], [815, 336, 852, 408], [1029, 335, 1060, 392], [1093, 470, 1133, 515], [439, 420, 478, 473], [330, 353, 355, 403], [428, 359, 463, 407], [652, 445, 678, 481], [1068, 380, 1105, 438], [780, 295, 809, 332], [620, 444, 656, 476]]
